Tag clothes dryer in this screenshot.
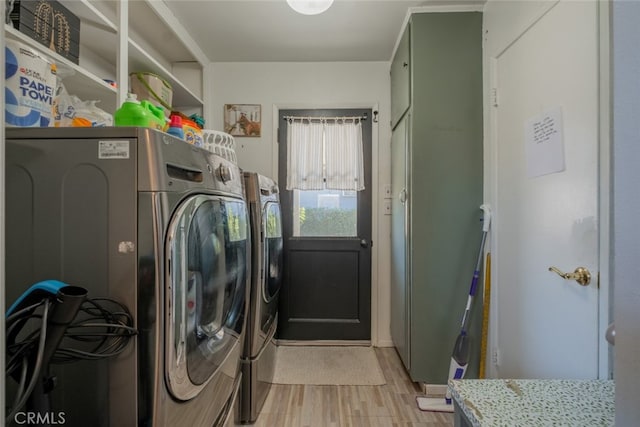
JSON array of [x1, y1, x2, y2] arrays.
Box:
[[238, 173, 283, 423], [5, 127, 250, 427]]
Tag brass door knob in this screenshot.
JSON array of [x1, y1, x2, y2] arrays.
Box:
[[548, 266, 591, 286]]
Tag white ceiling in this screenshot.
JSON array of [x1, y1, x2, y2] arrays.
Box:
[[162, 0, 482, 62]]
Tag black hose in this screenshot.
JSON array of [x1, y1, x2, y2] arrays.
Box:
[[5, 287, 136, 424], [26, 286, 87, 422], [6, 301, 50, 423]]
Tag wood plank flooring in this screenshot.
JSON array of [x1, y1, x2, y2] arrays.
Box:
[[253, 347, 454, 426]]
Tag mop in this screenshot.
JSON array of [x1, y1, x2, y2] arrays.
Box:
[[416, 204, 492, 413]]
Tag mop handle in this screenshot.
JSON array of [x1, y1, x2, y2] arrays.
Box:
[[460, 206, 492, 330], [459, 233, 487, 331], [480, 204, 492, 233], [468, 205, 491, 298], [468, 232, 488, 297]]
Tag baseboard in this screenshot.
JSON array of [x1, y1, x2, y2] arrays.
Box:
[[275, 339, 371, 347], [423, 383, 448, 397], [375, 339, 394, 348]]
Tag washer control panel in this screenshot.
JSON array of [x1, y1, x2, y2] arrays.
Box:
[[216, 163, 232, 183]]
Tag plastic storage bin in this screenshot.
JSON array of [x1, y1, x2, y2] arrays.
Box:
[[202, 129, 237, 164]]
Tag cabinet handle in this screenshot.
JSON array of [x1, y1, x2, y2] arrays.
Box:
[[403, 62, 408, 68], [399, 189, 407, 204]]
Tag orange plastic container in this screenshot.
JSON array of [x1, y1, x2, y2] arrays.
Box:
[[182, 118, 203, 147]]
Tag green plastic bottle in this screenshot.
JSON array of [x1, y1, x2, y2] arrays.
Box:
[[141, 100, 166, 130], [114, 94, 150, 127]]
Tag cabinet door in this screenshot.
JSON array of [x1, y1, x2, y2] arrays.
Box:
[[408, 12, 484, 383], [390, 113, 410, 369], [390, 25, 411, 129]]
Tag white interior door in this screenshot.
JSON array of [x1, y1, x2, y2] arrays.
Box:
[[493, 0, 600, 378]]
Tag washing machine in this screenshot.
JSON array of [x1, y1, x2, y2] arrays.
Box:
[[238, 172, 283, 424], [5, 127, 250, 427]]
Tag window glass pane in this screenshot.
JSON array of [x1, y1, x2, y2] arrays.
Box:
[[293, 189, 357, 237]]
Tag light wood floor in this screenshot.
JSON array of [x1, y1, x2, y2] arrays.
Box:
[[253, 347, 454, 427]]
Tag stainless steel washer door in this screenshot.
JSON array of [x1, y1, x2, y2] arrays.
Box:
[[262, 201, 283, 304], [165, 194, 248, 401]]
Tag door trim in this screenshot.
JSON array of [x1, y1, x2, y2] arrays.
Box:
[[596, 0, 611, 380], [271, 103, 382, 345]]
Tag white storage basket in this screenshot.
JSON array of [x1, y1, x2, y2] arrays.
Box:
[[202, 129, 237, 164]]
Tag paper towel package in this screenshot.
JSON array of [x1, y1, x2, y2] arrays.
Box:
[[5, 39, 57, 127]]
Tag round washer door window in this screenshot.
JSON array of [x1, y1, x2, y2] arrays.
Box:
[[166, 195, 248, 401], [262, 202, 283, 303]]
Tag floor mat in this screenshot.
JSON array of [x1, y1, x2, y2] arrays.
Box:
[[272, 346, 386, 386]]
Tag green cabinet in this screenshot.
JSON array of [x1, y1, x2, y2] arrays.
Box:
[[390, 12, 484, 384], [390, 25, 411, 128], [390, 112, 410, 367]]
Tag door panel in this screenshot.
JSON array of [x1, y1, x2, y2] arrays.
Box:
[[289, 247, 359, 319], [390, 114, 409, 367], [277, 108, 372, 341], [493, 0, 599, 378]]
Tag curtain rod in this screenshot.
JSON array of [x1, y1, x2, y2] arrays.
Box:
[[283, 113, 368, 122]]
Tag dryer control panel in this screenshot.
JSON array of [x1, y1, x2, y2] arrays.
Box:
[[216, 163, 233, 183]]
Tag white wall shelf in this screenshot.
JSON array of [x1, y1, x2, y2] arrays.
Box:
[[85, 0, 207, 110], [5, 0, 208, 119], [129, 39, 204, 109], [5, 25, 118, 113], [61, 0, 117, 32]]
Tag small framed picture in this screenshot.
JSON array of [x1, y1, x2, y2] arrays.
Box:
[[224, 104, 262, 137]]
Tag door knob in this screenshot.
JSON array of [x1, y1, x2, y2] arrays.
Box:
[[548, 266, 591, 286], [605, 323, 615, 346], [360, 239, 368, 248]]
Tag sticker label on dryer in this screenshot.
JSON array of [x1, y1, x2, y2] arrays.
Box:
[[98, 140, 130, 159]]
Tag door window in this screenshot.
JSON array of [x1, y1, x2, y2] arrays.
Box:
[[292, 189, 357, 237], [166, 195, 248, 400]]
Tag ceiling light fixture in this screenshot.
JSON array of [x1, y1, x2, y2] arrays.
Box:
[[286, 0, 334, 15]]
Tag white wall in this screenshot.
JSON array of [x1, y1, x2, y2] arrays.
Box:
[[210, 62, 394, 346]]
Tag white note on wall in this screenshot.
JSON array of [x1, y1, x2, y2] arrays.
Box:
[[524, 107, 565, 178]]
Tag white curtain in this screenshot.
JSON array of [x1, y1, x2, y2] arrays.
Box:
[[285, 117, 365, 191], [325, 120, 364, 191], [286, 120, 324, 190]]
